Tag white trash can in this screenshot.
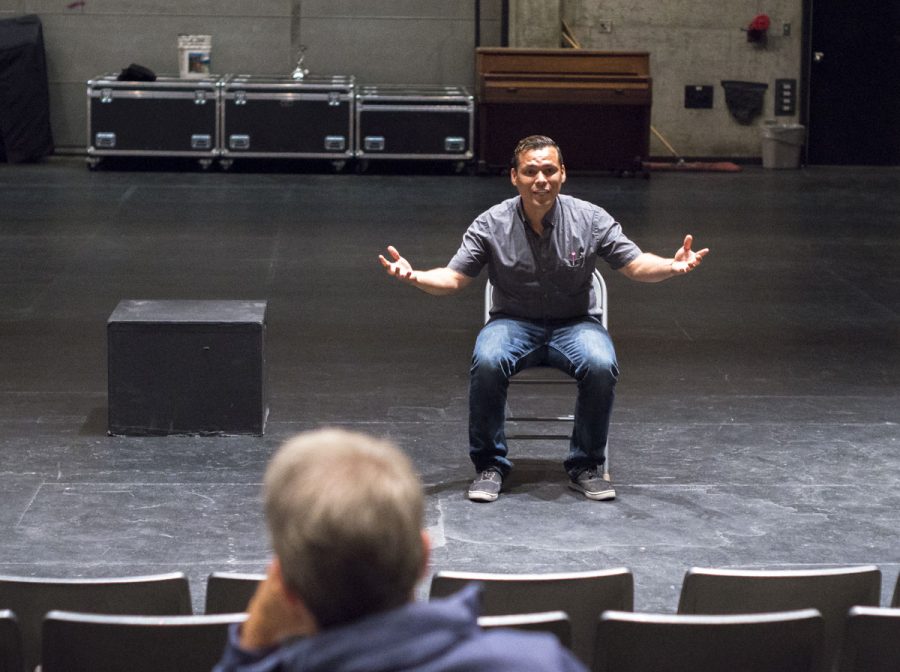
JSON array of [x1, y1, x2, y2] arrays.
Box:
[[761, 124, 805, 169]]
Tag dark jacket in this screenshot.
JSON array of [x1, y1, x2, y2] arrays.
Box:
[[213, 584, 586, 672]]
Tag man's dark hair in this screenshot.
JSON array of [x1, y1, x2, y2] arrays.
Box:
[[511, 135, 564, 170]]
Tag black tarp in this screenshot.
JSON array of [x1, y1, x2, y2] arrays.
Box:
[[0, 14, 54, 162], [720, 80, 769, 126]]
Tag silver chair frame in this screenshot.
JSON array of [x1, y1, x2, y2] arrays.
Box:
[[483, 269, 610, 478]]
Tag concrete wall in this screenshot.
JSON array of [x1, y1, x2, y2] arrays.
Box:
[[508, 0, 560, 48], [295, 1, 501, 86], [557, 0, 804, 157], [1, 1, 502, 149]]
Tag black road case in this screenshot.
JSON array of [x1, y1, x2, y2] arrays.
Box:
[[86, 74, 219, 168], [87, 74, 219, 167], [355, 85, 473, 165], [219, 75, 354, 167]]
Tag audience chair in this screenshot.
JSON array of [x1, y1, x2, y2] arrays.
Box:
[[41, 610, 245, 672], [429, 567, 632, 668], [838, 606, 900, 672], [204, 572, 264, 614], [892, 571, 900, 608], [677, 565, 881, 672], [478, 610, 571, 648], [484, 269, 612, 479], [0, 610, 23, 672], [0, 572, 192, 672], [595, 608, 824, 672]]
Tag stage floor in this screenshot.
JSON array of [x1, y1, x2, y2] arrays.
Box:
[[0, 158, 897, 612]]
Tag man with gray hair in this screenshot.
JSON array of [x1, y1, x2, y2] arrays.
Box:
[[214, 428, 587, 672]]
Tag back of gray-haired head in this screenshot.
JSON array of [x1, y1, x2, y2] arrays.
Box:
[[264, 428, 425, 629]]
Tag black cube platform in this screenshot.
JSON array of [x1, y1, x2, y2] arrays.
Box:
[[107, 300, 267, 436]]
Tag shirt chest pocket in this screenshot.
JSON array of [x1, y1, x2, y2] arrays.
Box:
[[545, 253, 592, 295]]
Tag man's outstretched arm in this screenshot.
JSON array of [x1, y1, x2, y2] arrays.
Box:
[[618, 234, 709, 283], [378, 245, 473, 296]]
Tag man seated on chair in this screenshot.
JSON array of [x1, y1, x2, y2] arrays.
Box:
[[213, 428, 587, 672], [379, 135, 709, 503]]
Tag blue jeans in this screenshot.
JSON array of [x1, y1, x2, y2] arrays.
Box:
[[468, 315, 618, 479]]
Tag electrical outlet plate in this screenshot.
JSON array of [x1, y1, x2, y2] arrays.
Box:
[[685, 85, 714, 109], [782, 22, 791, 36], [597, 20, 612, 33], [775, 78, 797, 115]]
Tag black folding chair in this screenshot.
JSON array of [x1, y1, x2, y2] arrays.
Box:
[[838, 606, 900, 672], [677, 565, 881, 672], [0, 610, 23, 672], [0, 572, 192, 672], [430, 567, 632, 668], [595, 608, 824, 672], [478, 610, 571, 648], [41, 611, 245, 672], [204, 571, 264, 614]]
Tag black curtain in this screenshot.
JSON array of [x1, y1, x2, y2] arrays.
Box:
[[0, 14, 54, 162]]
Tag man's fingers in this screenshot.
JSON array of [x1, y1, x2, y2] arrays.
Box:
[[686, 248, 709, 270], [386, 245, 401, 261], [378, 254, 414, 281], [682, 234, 693, 252]]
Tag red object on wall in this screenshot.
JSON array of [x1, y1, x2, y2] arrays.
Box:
[[750, 14, 771, 31], [746, 14, 771, 43]]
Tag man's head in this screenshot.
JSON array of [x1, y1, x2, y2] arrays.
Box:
[[264, 428, 427, 629], [510, 135, 564, 171], [510, 135, 566, 214]]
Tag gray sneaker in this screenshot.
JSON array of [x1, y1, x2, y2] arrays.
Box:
[[468, 468, 503, 502], [569, 467, 616, 501]]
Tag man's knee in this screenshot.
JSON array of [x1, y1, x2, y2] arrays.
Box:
[[578, 352, 619, 384], [471, 326, 518, 378], [471, 344, 512, 378]]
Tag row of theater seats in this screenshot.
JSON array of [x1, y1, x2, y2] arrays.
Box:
[[0, 565, 898, 672]]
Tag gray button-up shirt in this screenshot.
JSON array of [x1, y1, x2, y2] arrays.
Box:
[[448, 195, 642, 320]]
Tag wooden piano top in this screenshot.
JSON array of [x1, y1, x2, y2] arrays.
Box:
[[476, 48, 650, 78], [476, 48, 651, 104]]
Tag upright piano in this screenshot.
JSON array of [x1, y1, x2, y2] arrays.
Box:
[[476, 48, 652, 173]]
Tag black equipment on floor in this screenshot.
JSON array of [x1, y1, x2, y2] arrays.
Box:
[[107, 300, 268, 436], [86, 74, 219, 168], [355, 85, 474, 166], [0, 14, 54, 163], [219, 74, 355, 169]]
